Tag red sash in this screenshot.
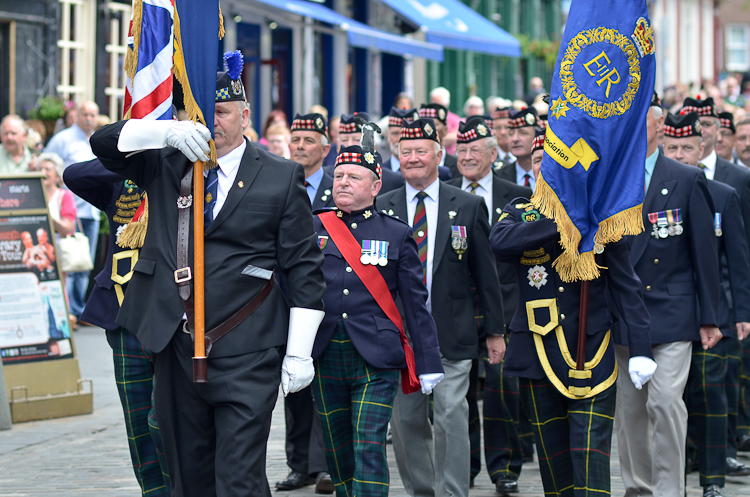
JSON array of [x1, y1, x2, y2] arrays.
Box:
[[319, 211, 421, 394]]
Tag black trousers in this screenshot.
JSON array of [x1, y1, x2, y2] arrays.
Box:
[[284, 385, 328, 474], [153, 331, 282, 497]]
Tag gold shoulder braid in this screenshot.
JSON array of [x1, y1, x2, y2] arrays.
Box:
[[117, 193, 148, 249]]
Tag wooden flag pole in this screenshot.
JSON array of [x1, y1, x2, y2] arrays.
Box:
[[576, 280, 590, 370], [193, 160, 208, 383]]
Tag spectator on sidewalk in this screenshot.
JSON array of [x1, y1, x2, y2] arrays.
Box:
[[0, 115, 33, 173]]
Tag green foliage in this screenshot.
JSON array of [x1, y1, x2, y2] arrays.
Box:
[[515, 34, 560, 69], [28, 97, 66, 122], [100, 211, 110, 236]]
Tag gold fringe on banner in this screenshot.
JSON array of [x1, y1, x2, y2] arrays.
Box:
[[218, 3, 225, 39], [124, 0, 143, 84], [173, 4, 218, 171], [117, 194, 149, 249], [531, 173, 644, 282]]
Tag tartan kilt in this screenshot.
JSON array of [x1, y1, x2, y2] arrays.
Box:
[[106, 327, 170, 496], [519, 376, 615, 496], [725, 336, 741, 458], [686, 339, 728, 487], [737, 337, 750, 439], [313, 322, 399, 497]]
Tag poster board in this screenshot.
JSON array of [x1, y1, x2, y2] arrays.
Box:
[[0, 174, 92, 422]]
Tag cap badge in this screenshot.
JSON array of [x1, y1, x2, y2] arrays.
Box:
[[424, 123, 434, 136], [231, 80, 242, 96], [364, 152, 375, 164], [316, 117, 324, 129], [438, 109, 446, 121], [694, 120, 702, 133], [525, 114, 536, 125], [477, 124, 488, 136]]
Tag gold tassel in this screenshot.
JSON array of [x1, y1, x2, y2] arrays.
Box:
[[218, 3, 225, 39], [173, 6, 218, 171], [532, 173, 644, 283], [124, 0, 143, 83], [117, 194, 149, 249]]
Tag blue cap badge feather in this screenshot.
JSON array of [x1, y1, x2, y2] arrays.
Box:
[[224, 50, 244, 79]]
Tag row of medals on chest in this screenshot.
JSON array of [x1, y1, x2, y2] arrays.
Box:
[[358, 225, 468, 266]]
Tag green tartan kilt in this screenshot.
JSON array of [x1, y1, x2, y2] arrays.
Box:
[[313, 322, 400, 497]]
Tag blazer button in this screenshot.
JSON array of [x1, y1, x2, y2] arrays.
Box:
[[351, 223, 358, 229], [646, 285, 652, 291], [342, 313, 349, 319], [558, 286, 564, 293], [346, 266, 352, 272], [653, 259, 659, 264], [343, 289, 349, 295], [560, 314, 566, 320]]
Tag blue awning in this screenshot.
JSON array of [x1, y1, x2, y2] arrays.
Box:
[[376, 0, 521, 57], [253, 0, 444, 61]]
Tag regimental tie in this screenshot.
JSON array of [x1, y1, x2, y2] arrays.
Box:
[[413, 191, 428, 284], [204, 167, 219, 228], [469, 182, 480, 194], [523, 173, 531, 187]]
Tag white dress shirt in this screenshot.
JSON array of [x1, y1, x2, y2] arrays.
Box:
[[390, 154, 401, 172], [439, 147, 447, 167], [205, 140, 246, 219], [405, 178, 440, 312], [497, 147, 516, 164], [515, 163, 536, 191], [700, 149, 717, 181], [461, 171, 493, 223]]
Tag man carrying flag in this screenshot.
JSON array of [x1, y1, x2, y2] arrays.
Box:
[[90, 51, 327, 496]]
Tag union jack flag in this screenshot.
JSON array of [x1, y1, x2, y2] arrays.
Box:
[[123, 0, 174, 120]]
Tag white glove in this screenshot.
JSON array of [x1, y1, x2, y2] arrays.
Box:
[[117, 119, 212, 162], [628, 356, 658, 390], [281, 307, 325, 396], [281, 356, 315, 396], [419, 373, 445, 395]]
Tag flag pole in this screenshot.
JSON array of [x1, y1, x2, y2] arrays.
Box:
[[193, 160, 207, 382], [576, 280, 590, 370]]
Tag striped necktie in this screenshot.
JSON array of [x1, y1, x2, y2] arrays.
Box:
[[523, 174, 531, 187], [204, 167, 219, 228], [469, 182, 479, 194], [413, 191, 428, 284]]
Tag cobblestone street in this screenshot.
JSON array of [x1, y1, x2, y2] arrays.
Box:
[[0, 326, 749, 496]]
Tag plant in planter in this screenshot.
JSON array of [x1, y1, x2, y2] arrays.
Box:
[[28, 97, 67, 139]]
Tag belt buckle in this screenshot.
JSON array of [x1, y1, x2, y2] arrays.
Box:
[[182, 320, 190, 334], [174, 267, 192, 284]]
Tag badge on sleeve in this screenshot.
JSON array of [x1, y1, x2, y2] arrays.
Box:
[[528, 265, 548, 289], [318, 236, 328, 249]]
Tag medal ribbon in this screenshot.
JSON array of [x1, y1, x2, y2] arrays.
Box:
[[657, 211, 668, 226], [674, 208, 682, 224], [648, 212, 658, 225], [715, 213, 722, 232]]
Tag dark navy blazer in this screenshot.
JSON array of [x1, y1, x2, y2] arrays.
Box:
[[490, 199, 653, 387], [707, 180, 750, 339], [615, 152, 720, 346], [63, 159, 135, 331], [312, 207, 443, 376]]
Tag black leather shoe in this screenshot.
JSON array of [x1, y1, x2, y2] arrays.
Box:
[[275, 471, 315, 490], [314, 472, 334, 494], [727, 456, 750, 476], [687, 457, 699, 473], [703, 484, 727, 497], [495, 477, 519, 494], [738, 434, 750, 452], [469, 475, 475, 488]]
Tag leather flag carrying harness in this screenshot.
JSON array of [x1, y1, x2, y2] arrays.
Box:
[[318, 211, 420, 394]]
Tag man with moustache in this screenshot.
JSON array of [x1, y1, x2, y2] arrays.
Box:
[[89, 57, 326, 497], [379, 118, 505, 497], [419, 103, 459, 178], [492, 107, 516, 167], [735, 118, 750, 167], [662, 112, 750, 496], [447, 116, 531, 493], [495, 108, 540, 190], [311, 134, 444, 497], [331, 113, 404, 194], [275, 112, 333, 493]]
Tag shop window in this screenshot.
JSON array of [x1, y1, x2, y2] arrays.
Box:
[[726, 24, 750, 72]]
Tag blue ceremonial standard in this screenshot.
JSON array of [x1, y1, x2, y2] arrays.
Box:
[[532, 0, 656, 282]]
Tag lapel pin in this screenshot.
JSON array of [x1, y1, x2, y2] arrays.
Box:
[[661, 188, 668, 196], [496, 208, 502, 214], [448, 210, 457, 220], [238, 181, 244, 189]]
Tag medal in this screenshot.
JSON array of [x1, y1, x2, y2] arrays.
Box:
[[360, 240, 372, 265], [451, 226, 468, 260], [378, 241, 389, 266], [715, 212, 722, 237], [648, 212, 659, 238], [657, 211, 669, 238], [666, 210, 676, 237], [673, 208, 683, 235]]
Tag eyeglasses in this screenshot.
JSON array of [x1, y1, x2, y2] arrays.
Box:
[[456, 147, 489, 157]]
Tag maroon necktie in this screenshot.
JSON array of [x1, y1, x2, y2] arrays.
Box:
[[523, 174, 530, 187]]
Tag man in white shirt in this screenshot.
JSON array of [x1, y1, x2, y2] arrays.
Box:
[[0, 115, 33, 173], [495, 108, 540, 191], [492, 106, 516, 166]]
